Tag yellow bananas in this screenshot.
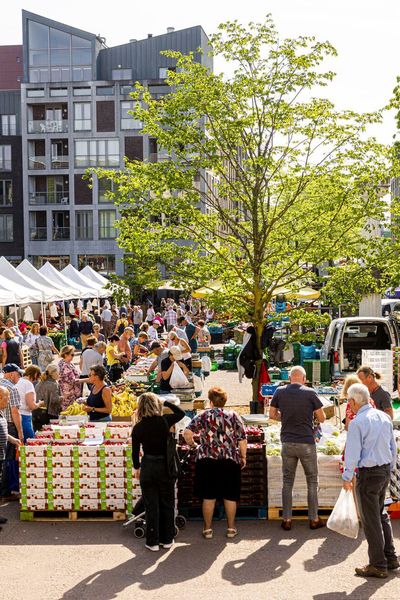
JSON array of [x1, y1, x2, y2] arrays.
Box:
[[61, 401, 87, 416], [111, 388, 137, 417]]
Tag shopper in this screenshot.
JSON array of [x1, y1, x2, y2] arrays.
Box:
[[92, 323, 105, 343], [148, 321, 160, 342], [0, 364, 23, 502], [36, 326, 58, 372], [58, 345, 81, 411], [145, 304, 155, 325], [147, 342, 169, 375], [106, 335, 125, 382], [132, 392, 185, 551], [197, 320, 211, 348], [1, 329, 23, 368], [82, 366, 112, 422], [0, 385, 21, 528], [269, 365, 326, 530], [168, 331, 192, 370], [25, 322, 40, 365], [80, 341, 106, 377], [164, 305, 177, 331], [78, 313, 94, 349], [15, 365, 42, 442], [133, 306, 143, 336], [356, 366, 393, 420], [160, 346, 190, 393], [343, 383, 398, 578], [132, 332, 150, 357], [101, 305, 113, 339], [117, 327, 133, 368], [184, 387, 247, 539], [114, 312, 129, 336], [175, 316, 190, 344], [34, 364, 62, 428]]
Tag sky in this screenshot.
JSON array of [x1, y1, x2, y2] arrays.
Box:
[[2, 0, 400, 143]]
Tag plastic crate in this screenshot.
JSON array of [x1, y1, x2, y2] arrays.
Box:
[[222, 360, 237, 370], [303, 360, 330, 384]]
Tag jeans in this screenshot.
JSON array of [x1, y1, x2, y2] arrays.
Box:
[[133, 324, 140, 336], [281, 442, 318, 520], [140, 455, 175, 547], [21, 414, 35, 442], [0, 422, 19, 496], [356, 464, 397, 569]]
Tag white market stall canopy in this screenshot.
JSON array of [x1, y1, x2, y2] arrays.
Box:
[[62, 264, 109, 299], [0, 257, 45, 304], [80, 265, 129, 298], [16, 259, 69, 301], [39, 262, 87, 299]]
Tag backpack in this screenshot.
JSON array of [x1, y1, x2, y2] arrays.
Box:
[[117, 319, 128, 335]]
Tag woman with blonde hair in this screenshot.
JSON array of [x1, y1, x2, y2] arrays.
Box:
[[26, 322, 40, 365], [34, 363, 62, 428], [15, 365, 42, 441], [341, 374, 364, 430], [356, 365, 393, 420], [131, 393, 185, 552]]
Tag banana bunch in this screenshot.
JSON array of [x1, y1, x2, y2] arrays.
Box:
[[61, 401, 87, 416], [111, 388, 137, 417]]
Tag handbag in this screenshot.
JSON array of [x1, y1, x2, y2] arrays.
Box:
[[163, 417, 181, 480]]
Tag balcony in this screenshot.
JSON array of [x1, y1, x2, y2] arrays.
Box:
[[52, 227, 70, 241], [76, 227, 93, 240], [30, 227, 47, 241], [28, 120, 68, 134], [51, 156, 69, 169], [28, 156, 46, 170], [29, 192, 69, 205]]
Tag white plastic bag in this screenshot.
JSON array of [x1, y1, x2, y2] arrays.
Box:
[[170, 363, 192, 389], [327, 488, 359, 539], [193, 374, 203, 392]]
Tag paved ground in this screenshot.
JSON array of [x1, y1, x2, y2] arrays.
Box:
[[0, 500, 399, 600]]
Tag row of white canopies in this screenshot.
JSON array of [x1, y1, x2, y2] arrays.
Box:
[[0, 257, 119, 307]]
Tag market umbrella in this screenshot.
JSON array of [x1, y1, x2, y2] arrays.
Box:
[[273, 286, 320, 300], [192, 280, 223, 299]]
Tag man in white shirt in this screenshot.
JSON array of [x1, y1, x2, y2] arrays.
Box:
[[146, 304, 155, 324], [148, 322, 159, 342], [80, 342, 106, 376], [101, 307, 112, 339]]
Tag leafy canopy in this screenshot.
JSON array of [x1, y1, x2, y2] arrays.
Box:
[[94, 15, 398, 321]]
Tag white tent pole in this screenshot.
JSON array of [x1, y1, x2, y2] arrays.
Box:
[[62, 301, 67, 342]]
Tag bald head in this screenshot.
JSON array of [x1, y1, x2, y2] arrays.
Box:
[[289, 365, 307, 384]]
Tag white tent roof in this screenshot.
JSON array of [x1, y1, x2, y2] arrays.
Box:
[[0, 257, 45, 303], [16, 259, 71, 302], [62, 264, 109, 298], [80, 265, 110, 287], [0, 277, 19, 306], [39, 262, 85, 299]]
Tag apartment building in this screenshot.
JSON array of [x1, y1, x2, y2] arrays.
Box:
[[14, 10, 212, 275]]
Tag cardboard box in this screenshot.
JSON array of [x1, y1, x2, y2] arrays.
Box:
[[23, 446, 47, 457], [78, 500, 101, 510], [51, 456, 73, 468], [105, 468, 125, 479], [23, 489, 47, 500], [105, 478, 126, 489], [23, 456, 46, 468], [23, 478, 46, 489], [51, 446, 74, 457], [50, 467, 73, 477], [78, 478, 100, 489], [53, 490, 74, 500], [49, 475, 73, 486], [52, 499, 73, 510], [25, 469, 46, 479], [105, 501, 125, 510], [78, 457, 99, 468], [25, 499, 47, 510], [76, 446, 99, 457], [105, 489, 126, 499]]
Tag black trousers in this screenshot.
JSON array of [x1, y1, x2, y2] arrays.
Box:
[[356, 464, 397, 569], [0, 422, 19, 496], [140, 455, 175, 547]]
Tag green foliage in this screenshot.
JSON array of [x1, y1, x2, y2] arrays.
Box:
[[285, 308, 331, 343], [93, 15, 399, 375]]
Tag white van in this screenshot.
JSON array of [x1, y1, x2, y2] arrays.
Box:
[[320, 316, 400, 377]]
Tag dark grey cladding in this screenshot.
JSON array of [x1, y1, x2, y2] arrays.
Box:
[[0, 91, 21, 135], [97, 26, 213, 81]]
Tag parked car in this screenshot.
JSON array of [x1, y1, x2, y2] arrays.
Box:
[[320, 316, 400, 378]]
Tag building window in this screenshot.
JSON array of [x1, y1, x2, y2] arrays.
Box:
[[26, 88, 45, 97], [32, 255, 69, 269], [120, 101, 142, 130], [112, 68, 132, 80], [0, 214, 13, 242], [1, 115, 16, 135], [120, 85, 135, 95], [78, 254, 116, 274], [159, 66, 176, 79], [74, 102, 91, 131], [76, 210, 93, 240], [52, 210, 70, 240], [50, 88, 68, 97], [98, 178, 115, 203], [0, 146, 11, 171], [29, 211, 47, 240], [0, 180, 12, 206], [99, 210, 116, 238], [73, 87, 91, 96], [97, 86, 114, 96], [75, 139, 119, 167]]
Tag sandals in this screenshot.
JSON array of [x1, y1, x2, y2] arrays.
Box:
[[202, 529, 213, 539], [226, 528, 238, 538]]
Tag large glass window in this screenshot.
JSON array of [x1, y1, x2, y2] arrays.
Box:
[[0, 146, 11, 171], [0, 214, 13, 242], [98, 178, 115, 203], [112, 69, 132, 80], [76, 211, 93, 240], [73, 87, 91, 96], [1, 115, 16, 135], [97, 86, 114, 96], [74, 102, 91, 131], [120, 101, 142, 130], [0, 181, 12, 206], [78, 254, 116, 274], [74, 139, 119, 167], [29, 21, 49, 50], [99, 210, 116, 239]]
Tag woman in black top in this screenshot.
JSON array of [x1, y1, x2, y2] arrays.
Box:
[[82, 365, 112, 422], [1, 329, 22, 367], [132, 393, 185, 551], [160, 346, 190, 393]]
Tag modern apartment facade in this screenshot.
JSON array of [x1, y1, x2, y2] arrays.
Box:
[[18, 10, 212, 275]]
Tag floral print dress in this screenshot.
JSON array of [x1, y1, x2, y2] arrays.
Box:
[[58, 359, 82, 410]]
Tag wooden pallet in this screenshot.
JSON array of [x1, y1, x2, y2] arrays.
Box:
[[268, 506, 333, 521], [20, 510, 127, 522]]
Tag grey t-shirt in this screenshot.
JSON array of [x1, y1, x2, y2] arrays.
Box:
[[371, 386, 392, 412], [156, 350, 169, 370], [270, 383, 323, 444]]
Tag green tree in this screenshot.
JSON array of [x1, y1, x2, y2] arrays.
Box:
[[95, 16, 398, 406]]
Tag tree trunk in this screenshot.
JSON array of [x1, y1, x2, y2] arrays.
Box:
[[250, 288, 265, 413]]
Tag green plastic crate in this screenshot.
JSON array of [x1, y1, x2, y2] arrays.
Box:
[[303, 359, 330, 383]]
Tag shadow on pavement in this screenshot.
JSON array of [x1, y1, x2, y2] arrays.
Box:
[[313, 572, 400, 600], [304, 531, 362, 572]]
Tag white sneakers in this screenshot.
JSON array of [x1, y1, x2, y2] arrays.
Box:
[[145, 544, 159, 552], [160, 541, 174, 549]]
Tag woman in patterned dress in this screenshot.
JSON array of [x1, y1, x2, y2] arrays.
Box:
[[184, 387, 247, 540], [58, 345, 82, 410]]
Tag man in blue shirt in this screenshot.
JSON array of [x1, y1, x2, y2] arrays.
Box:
[[343, 383, 398, 578]]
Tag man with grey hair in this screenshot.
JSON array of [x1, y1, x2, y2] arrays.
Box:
[[343, 382, 398, 578], [270, 365, 326, 530], [0, 385, 21, 527]]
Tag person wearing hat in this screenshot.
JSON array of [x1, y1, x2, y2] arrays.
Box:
[[0, 364, 23, 502], [160, 346, 190, 393]]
